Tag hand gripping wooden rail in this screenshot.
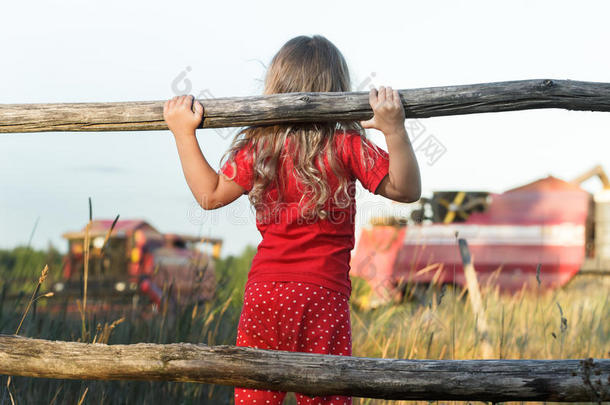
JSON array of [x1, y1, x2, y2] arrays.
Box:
[[1, 79, 610, 133]]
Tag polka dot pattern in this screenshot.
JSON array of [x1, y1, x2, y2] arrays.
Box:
[[234, 281, 352, 405]]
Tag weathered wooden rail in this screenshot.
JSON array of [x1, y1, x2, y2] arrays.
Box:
[[1, 79, 610, 133], [2, 80, 610, 402], [0, 334, 608, 402]]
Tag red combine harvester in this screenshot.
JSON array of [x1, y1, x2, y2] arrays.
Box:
[[351, 165, 610, 304], [54, 219, 221, 311]]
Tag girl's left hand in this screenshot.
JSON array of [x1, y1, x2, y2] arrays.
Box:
[[163, 95, 204, 136]]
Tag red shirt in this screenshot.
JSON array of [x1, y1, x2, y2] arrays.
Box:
[[220, 129, 390, 298]]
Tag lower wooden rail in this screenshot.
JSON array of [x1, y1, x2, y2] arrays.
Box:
[[0, 335, 608, 402]]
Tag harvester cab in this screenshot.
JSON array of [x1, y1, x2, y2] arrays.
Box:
[[409, 191, 491, 224], [54, 219, 222, 312]]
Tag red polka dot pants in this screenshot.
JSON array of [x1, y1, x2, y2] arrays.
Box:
[[234, 281, 352, 405]]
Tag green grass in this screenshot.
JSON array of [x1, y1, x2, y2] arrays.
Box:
[[0, 245, 62, 296]]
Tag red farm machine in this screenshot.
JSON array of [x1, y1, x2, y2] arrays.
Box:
[[351, 165, 610, 305], [53, 219, 221, 312]]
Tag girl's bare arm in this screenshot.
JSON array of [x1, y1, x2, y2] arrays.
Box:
[[163, 95, 245, 210], [361, 86, 422, 203]]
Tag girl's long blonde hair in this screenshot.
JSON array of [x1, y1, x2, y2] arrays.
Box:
[[221, 35, 381, 222]]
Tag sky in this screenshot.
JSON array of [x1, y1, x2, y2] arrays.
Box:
[[1, 0, 610, 258]]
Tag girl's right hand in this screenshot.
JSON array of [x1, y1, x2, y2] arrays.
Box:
[[360, 86, 406, 136], [163, 95, 204, 137]]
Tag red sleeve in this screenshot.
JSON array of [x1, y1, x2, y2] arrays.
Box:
[[220, 144, 253, 194], [343, 132, 389, 194]]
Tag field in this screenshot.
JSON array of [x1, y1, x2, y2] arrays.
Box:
[[0, 244, 608, 404]]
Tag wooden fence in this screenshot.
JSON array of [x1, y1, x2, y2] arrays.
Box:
[[0, 334, 608, 402], [2, 78, 610, 402]]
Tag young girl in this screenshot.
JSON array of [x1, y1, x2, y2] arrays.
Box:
[[164, 35, 421, 405]]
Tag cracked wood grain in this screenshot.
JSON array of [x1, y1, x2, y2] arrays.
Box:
[[0, 334, 608, 402], [1, 79, 610, 133]]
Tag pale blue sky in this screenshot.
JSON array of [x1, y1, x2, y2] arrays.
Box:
[[1, 0, 610, 257]]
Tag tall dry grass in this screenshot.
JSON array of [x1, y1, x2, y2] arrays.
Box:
[[349, 274, 609, 405], [1, 244, 608, 404], [350, 276, 609, 362]]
